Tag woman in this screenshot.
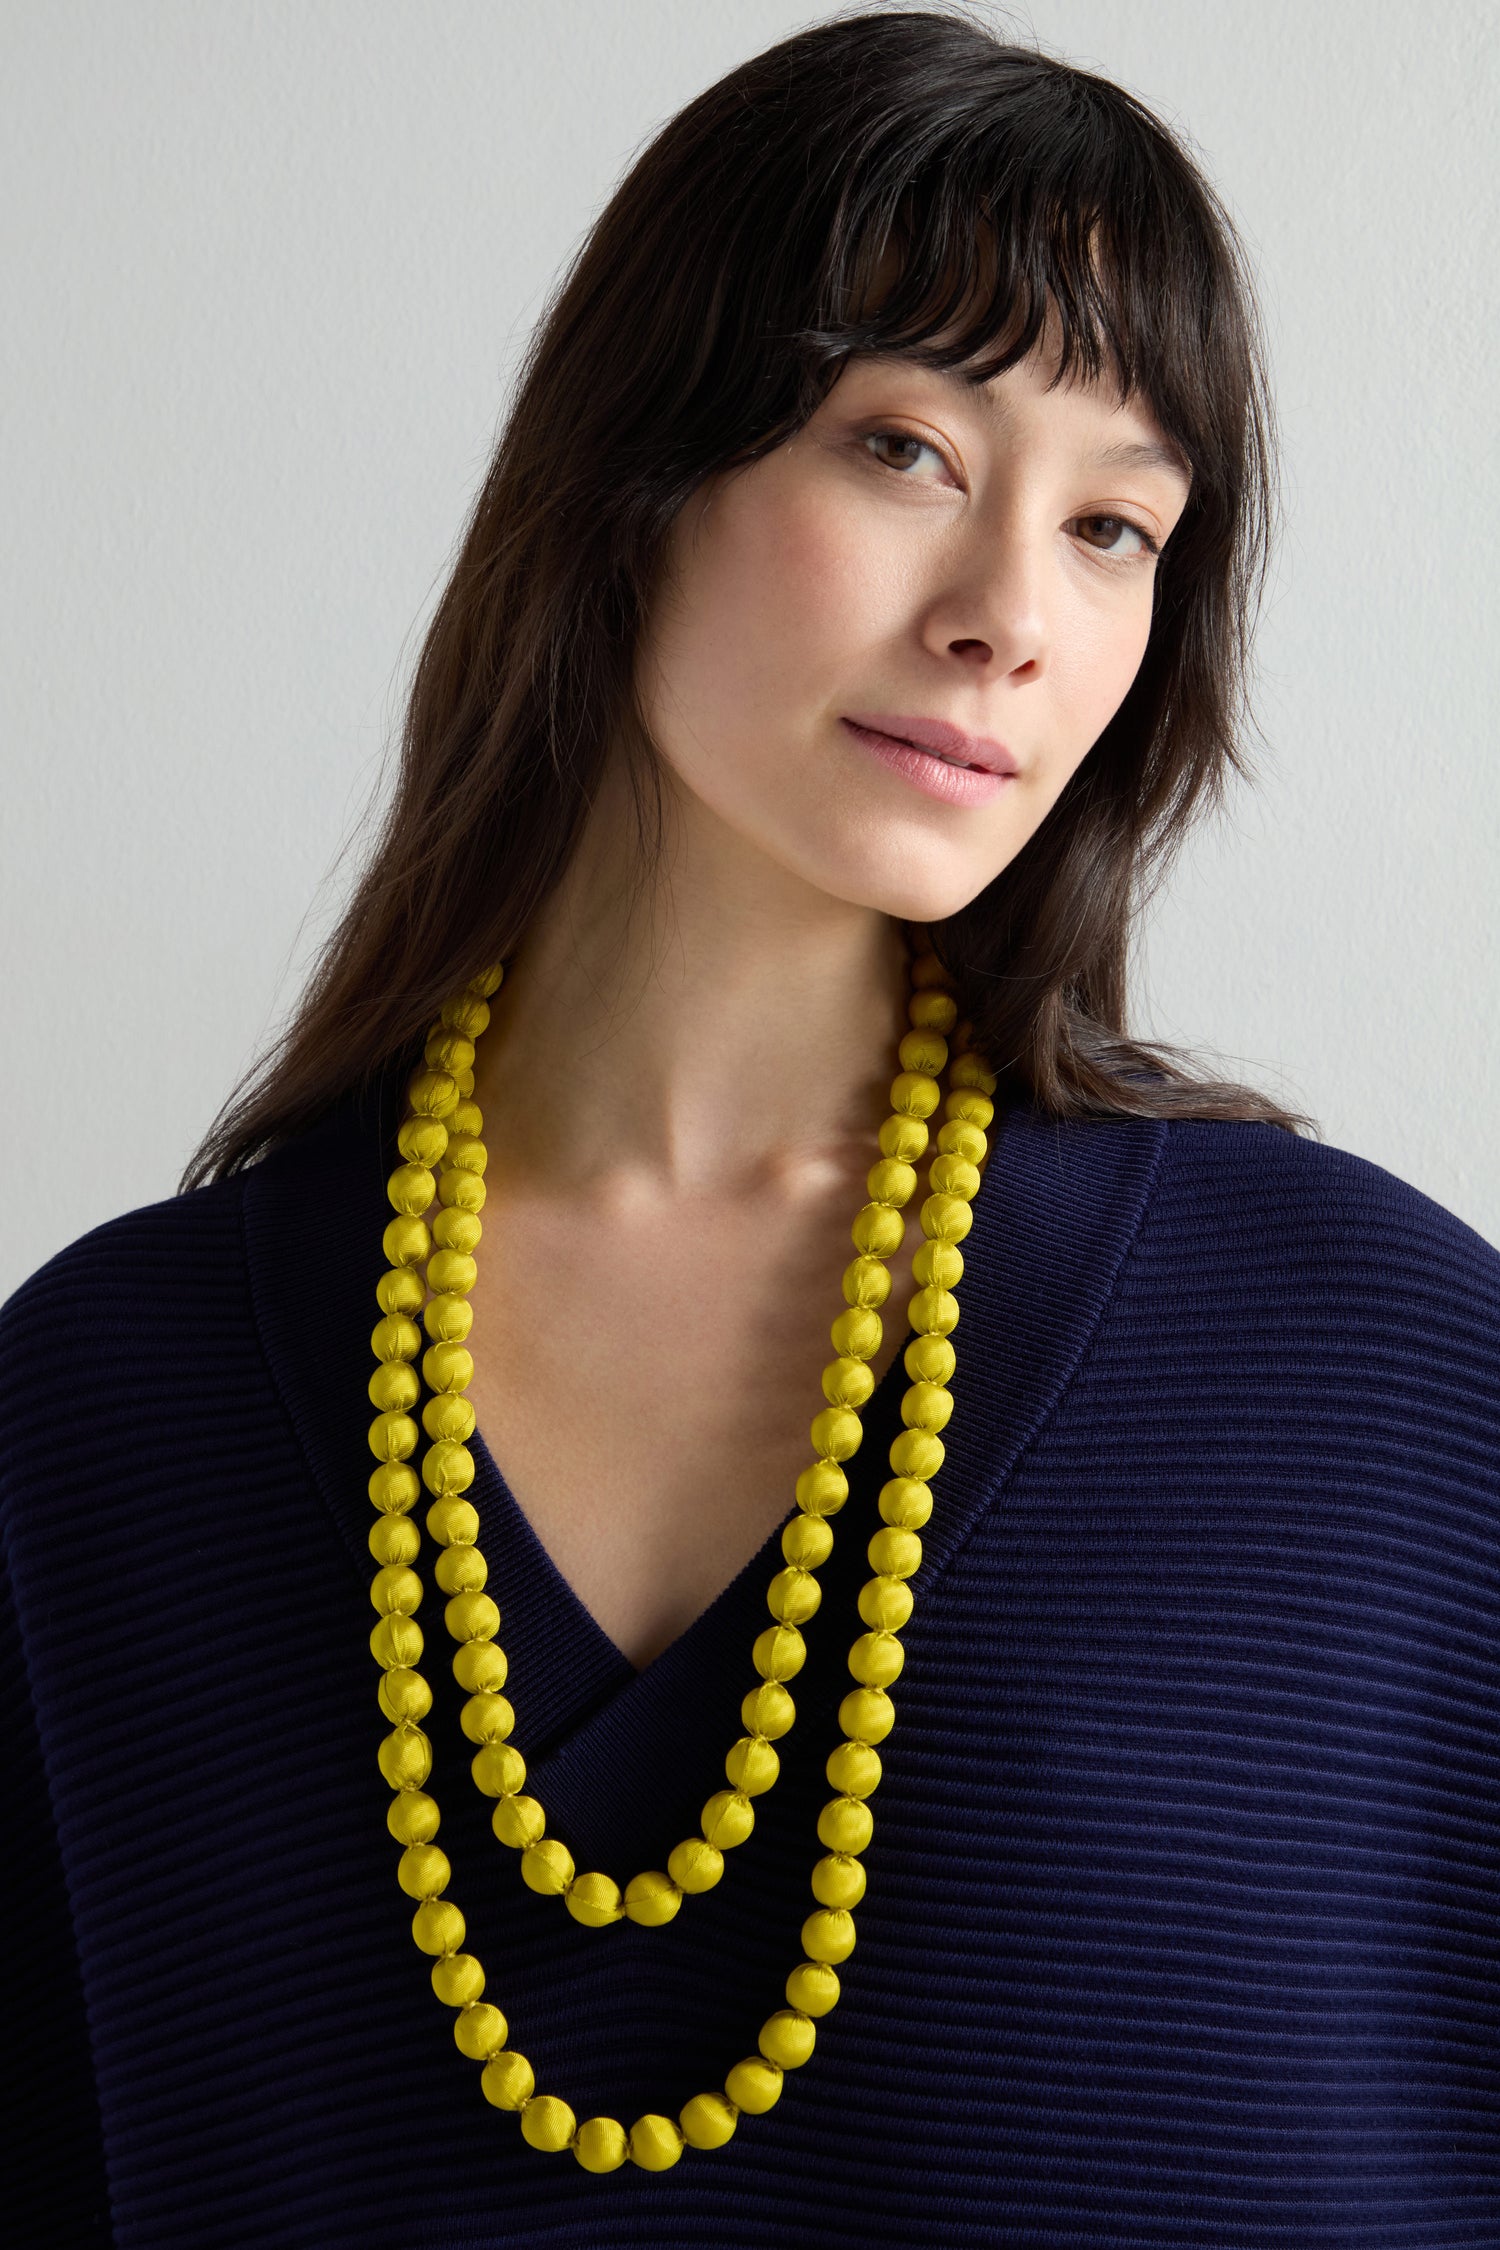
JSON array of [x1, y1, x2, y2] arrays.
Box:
[[6, 11, 1499, 2245]]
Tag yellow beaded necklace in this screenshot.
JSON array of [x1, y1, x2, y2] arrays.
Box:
[[365, 949, 996, 2171]]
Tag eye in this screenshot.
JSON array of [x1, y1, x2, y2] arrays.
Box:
[[1072, 513, 1161, 565], [862, 429, 953, 482]]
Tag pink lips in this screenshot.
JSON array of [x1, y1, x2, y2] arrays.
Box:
[[841, 713, 1020, 776], [839, 713, 1020, 808]]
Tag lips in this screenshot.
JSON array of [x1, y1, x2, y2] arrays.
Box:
[[840, 713, 1020, 776]]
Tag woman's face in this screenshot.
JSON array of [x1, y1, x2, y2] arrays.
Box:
[[635, 329, 1193, 924]]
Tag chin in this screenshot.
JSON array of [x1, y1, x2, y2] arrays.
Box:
[[791, 841, 1000, 926]]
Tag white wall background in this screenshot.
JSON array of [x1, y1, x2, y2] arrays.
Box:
[[2, 0, 1497, 1300]]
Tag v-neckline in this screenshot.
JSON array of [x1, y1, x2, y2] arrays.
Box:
[[241, 1053, 1168, 1827]]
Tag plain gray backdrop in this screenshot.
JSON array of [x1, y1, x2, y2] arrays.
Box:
[[3, 0, 1497, 1297]]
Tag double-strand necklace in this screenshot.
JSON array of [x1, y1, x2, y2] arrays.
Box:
[[365, 950, 996, 2172]]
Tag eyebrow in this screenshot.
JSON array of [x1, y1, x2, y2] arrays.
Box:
[[1087, 437, 1192, 485]]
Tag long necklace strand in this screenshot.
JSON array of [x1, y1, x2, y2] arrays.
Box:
[[365, 961, 996, 2169]]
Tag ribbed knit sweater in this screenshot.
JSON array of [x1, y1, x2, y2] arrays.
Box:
[[6, 1071, 1500, 2249]]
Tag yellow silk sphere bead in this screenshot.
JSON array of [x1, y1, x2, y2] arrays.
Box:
[[830, 1304, 883, 1361], [387, 1788, 439, 1845], [848, 1631, 905, 1689], [809, 1406, 863, 1461], [878, 1476, 933, 1528], [431, 1951, 484, 2006], [859, 1574, 914, 1632], [629, 2115, 685, 2171], [878, 1112, 929, 1163], [422, 1439, 476, 1497], [725, 1735, 780, 1794], [574, 2116, 628, 2173], [472, 1743, 526, 1797], [866, 1156, 917, 1207], [701, 1789, 755, 1850], [521, 1839, 575, 1896], [826, 1739, 882, 1797], [454, 2002, 509, 2061], [850, 1204, 904, 1259], [901, 1381, 953, 1433], [382, 1215, 431, 1269], [368, 1461, 420, 1515], [398, 1115, 449, 1167], [377, 1266, 426, 1318], [889, 1069, 941, 1120], [521, 2095, 576, 2153], [423, 1392, 477, 1444], [387, 1162, 436, 1216], [801, 1907, 856, 1965], [422, 1341, 474, 1394], [780, 1515, 833, 1571], [920, 1192, 974, 1245], [370, 1564, 422, 1617], [439, 1167, 486, 1214], [758, 2008, 817, 2070], [492, 1794, 545, 1849], [752, 1625, 806, 1682], [624, 1870, 683, 1926], [423, 1293, 474, 1344], [445, 1591, 500, 1643], [766, 1566, 820, 1625], [411, 1899, 465, 1955], [725, 2056, 783, 2114], [368, 1413, 418, 1464], [821, 1356, 875, 1410], [904, 1332, 956, 1386], [795, 1461, 848, 1516], [434, 1545, 487, 1596], [427, 1251, 474, 1305], [459, 1691, 515, 1745], [842, 1254, 893, 1309], [869, 1526, 923, 1578], [453, 1640, 508, 1693], [369, 1516, 419, 1569], [441, 990, 491, 1035], [432, 1206, 483, 1256], [481, 2052, 535, 2110], [786, 1960, 841, 2017], [377, 1665, 431, 1723], [566, 1872, 624, 1927], [899, 1028, 948, 1075], [909, 987, 958, 1032], [371, 1312, 422, 1363], [667, 1837, 724, 1894], [811, 1852, 867, 1911], [912, 1237, 965, 1289], [951, 1051, 998, 1093], [817, 1795, 874, 1855], [406, 1068, 459, 1119], [839, 1687, 895, 1744], [888, 1427, 944, 1480], [679, 2092, 738, 2150], [369, 1361, 420, 1413], [427, 1495, 479, 1547], [370, 1615, 423, 1672], [938, 1118, 988, 1164], [741, 1681, 796, 1740]]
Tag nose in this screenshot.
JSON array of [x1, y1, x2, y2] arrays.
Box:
[[923, 533, 1046, 676]]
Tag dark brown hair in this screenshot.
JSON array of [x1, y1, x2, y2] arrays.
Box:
[[184, 7, 1311, 1189]]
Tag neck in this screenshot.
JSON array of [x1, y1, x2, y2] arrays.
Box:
[[471, 756, 915, 1197]]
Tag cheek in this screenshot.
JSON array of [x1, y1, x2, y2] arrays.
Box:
[[647, 473, 904, 746]]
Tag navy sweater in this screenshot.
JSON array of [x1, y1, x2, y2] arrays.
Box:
[[6, 1070, 1500, 2248]]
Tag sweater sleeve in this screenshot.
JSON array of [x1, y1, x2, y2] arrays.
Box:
[[1, 1531, 113, 2243]]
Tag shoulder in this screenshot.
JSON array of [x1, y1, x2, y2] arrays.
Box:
[[1131, 1113, 1500, 1426], [1150, 1112, 1499, 1290], [0, 1173, 257, 1474]]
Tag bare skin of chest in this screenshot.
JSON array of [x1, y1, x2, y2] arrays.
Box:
[[459, 1171, 919, 1673]]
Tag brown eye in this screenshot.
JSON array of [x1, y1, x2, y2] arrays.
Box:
[[1074, 514, 1160, 562], [864, 431, 947, 478]]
